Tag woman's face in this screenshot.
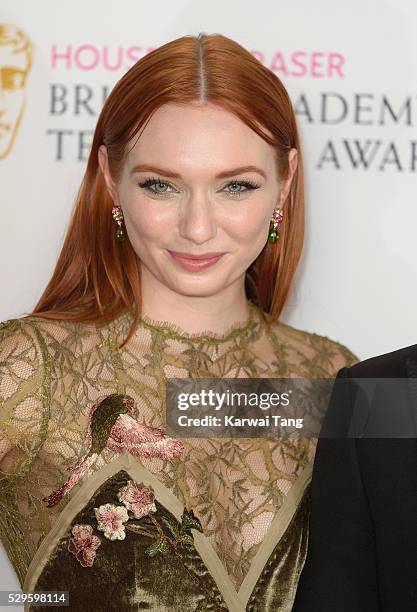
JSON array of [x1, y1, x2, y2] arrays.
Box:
[[99, 102, 297, 300]]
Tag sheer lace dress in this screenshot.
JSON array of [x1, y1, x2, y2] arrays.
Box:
[[0, 300, 357, 607]]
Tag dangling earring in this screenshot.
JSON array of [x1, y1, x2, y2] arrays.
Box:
[[112, 206, 127, 241], [268, 207, 284, 243]]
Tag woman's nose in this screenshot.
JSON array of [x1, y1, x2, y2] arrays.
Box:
[[178, 193, 218, 244]]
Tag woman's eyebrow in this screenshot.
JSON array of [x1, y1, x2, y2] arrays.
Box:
[[130, 164, 267, 180]]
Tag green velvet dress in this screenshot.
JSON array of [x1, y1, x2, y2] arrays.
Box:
[[0, 300, 357, 611]]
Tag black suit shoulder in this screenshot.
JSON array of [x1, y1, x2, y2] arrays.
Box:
[[347, 343, 417, 378]]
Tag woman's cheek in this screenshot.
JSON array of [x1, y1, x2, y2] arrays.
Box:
[[122, 197, 170, 239], [227, 212, 268, 244]]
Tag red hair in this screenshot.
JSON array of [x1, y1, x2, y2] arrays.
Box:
[[32, 33, 305, 345]]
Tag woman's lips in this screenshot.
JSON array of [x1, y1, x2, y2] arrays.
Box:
[[168, 250, 225, 272]]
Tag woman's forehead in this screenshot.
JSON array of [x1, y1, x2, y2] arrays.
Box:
[[125, 103, 276, 174]]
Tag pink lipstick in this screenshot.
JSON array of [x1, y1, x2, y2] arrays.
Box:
[[167, 250, 225, 272]]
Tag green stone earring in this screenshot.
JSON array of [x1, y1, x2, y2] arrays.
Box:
[[268, 207, 284, 243], [112, 206, 127, 241]]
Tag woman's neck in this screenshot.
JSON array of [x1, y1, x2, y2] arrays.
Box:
[[139, 279, 252, 336]]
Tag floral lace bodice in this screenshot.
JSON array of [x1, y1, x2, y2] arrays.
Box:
[[0, 301, 357, 611]]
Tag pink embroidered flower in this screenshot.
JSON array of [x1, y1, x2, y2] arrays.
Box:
[[117, 480, 157, 519], [94, 503, 129, 540], [68, 524, 101, 567]]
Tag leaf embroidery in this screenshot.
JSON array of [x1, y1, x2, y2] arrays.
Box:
[[145, 537, 169, 557]]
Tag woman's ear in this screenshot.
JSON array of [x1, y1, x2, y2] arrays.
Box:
[[280, 148, 298, 205], [98, 145, 118, 202]]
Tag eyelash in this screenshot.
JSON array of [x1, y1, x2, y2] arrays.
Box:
[[138, 176, 261, 198]]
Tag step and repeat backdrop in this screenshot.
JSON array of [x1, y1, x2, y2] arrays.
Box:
[[1, 0, 416, 599]]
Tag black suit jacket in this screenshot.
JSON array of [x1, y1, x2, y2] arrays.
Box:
[[292, 344, 417, 611]]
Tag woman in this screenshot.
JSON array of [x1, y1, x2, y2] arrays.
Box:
[[0, 33, 357, 611]]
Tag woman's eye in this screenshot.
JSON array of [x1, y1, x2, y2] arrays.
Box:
[[138, 178, 173, 194], [225, 180, 260, 196]]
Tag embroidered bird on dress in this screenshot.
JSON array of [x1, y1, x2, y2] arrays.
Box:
[[43, 393, 184, 507]]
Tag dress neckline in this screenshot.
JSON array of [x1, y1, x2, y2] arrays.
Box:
[[137, 299, 261, 344]]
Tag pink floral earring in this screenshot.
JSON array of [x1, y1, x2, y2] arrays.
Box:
[[268, 206, 284, 243], [112, 206, 127, 241]]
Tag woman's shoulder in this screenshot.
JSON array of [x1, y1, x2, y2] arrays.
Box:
[[0, 314, 108, 363], [0, 317, 54, 465], [0, 315, 113, 465], [0, 316, 46, 371], [0, 315, 67, 403], [1, 313, 79, 338], [266, 316, 359, 376]]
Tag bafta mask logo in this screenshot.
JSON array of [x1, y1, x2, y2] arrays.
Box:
[[0, 24, 33, 160]]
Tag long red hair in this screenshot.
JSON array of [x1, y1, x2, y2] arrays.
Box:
[[32, 33, 305, 345]]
